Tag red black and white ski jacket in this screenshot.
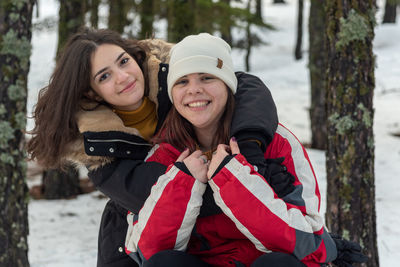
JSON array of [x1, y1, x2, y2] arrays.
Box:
[[125, 124, 337, 267]]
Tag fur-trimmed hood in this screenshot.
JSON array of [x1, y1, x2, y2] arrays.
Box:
[[64, 38, 173, 169]]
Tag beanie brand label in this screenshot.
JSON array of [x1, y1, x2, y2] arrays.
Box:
[[217, 58, 223, 69]]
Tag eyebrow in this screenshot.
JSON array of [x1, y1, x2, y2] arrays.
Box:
[[93, 52, 126, 80], [178, 73, 205, 79]]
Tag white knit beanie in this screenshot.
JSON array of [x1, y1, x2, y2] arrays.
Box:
[[167, 33, 237, 102]]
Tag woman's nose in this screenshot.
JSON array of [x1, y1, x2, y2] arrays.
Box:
[[186, 80, 203, 94], [116, 69, 129, 83]]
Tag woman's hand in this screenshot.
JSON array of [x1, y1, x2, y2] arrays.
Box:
[[207, 138, 240, 179], [176, 149, 209, 183]]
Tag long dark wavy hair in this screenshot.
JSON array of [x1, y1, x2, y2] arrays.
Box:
[[27, 27, 148, 168], [153, 89, 235, 153]]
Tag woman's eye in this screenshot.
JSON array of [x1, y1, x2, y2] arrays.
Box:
[[175, 79, 187, 86], [99, 73, 110, 82], [202, 76, 214, 81], [121, 57, 129, 65]]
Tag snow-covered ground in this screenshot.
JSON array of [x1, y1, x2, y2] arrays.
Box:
[[27, 0, 400, 266]]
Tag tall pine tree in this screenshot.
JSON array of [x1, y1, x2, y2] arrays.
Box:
[[90, 0, 100, 28], [41, 0, 88, 200], [382, 0, 398, 23], [139, 0, 155, 39], [167, 0, 196, 42], [0, 0, 34, 265], [57, 0, 86, 55], [308, 0, 327, 149], [294, 0, 303, 60], [325, 1, 379, 266], [108, 0, 131, 34], [219, 0, 233, 46]]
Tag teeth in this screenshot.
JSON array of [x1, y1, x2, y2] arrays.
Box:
[[188, 101, 208, 108]]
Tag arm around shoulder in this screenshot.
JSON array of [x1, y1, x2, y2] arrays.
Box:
[[88, 159, 167, 213], [232, 72, 278, 149]]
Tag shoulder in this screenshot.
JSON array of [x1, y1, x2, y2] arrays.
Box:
[[139, 38, 174, 63], [139, 39, 173, 109], [266, 124, 315, 180], [77, 101, 140, 135], [275, 124, 300, 140], [65, 101, 149, 169], [266, 124, 308, 161], [235, 71, 264, 84]]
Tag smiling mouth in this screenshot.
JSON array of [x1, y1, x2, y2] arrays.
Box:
[[186, 101, 211, 108], [120, 81, 136, 94]]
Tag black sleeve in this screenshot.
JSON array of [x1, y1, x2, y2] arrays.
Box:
[[263, 158, 296, 198], [232, 72, 278, 151], [237, 140, 267, 173], [174, 161, 192, 176], [88, 159, 167, 213]]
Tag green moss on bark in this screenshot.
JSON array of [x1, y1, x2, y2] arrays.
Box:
[[7, 81, 26, 101], [0, 30, 31, 69], [0, 1, 33, 266], [328, 113, 358, 135], [0, 121, 14, 148], [0, 104, 6, 116], [357, 103, 373, 127], [336, 9, 371, 50]]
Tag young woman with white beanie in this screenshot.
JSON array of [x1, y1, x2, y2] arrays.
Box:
[[124, 33, 339, 267]]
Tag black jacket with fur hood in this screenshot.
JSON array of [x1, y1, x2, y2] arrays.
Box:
[[64, 38, 278, 266]]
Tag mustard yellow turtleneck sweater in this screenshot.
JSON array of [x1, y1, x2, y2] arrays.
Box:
[[113, 97, 157, 141]]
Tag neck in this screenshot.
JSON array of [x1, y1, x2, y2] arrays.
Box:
[[195, 126, 217, 151]]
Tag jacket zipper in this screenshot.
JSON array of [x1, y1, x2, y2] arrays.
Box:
[[86, 138, 152, 146]]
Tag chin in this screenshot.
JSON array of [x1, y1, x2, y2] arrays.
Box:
[[192, 121, 210, 129]]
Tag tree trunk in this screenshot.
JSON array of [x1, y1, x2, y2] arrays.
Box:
[[245, 0, 252, 72], [294, 0, 303, 60], [90, 0, 100, 28], [167, 0, 196, 42], [194, 0, 215, 34], [325, 1, 379, 266], [108, 0, 131, 34], [255, 0, 263, 21], [57, 0, 85, 56], [221, 0, 233, 46], [220, 0, 233, 46], [42, 165, 81, 199], [0, 1, 34, 266], [308, 0, 327, 150], [382, 0, 397, 23], [46, 0, 86, 199], [139, 0, 154, 39]]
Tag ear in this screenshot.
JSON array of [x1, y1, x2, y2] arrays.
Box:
[[85, 90, 103, 102]]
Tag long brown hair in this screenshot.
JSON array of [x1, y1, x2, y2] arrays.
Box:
[[27, 27, 148, 168], [153, 89, 235, 152]]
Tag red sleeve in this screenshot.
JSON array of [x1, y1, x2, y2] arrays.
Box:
[[209, 124, 337, 265], [145, 143, 181, 165], [125, 158, 206, 264]]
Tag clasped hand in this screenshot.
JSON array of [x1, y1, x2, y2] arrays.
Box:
[[176, 138, 240, 183]]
